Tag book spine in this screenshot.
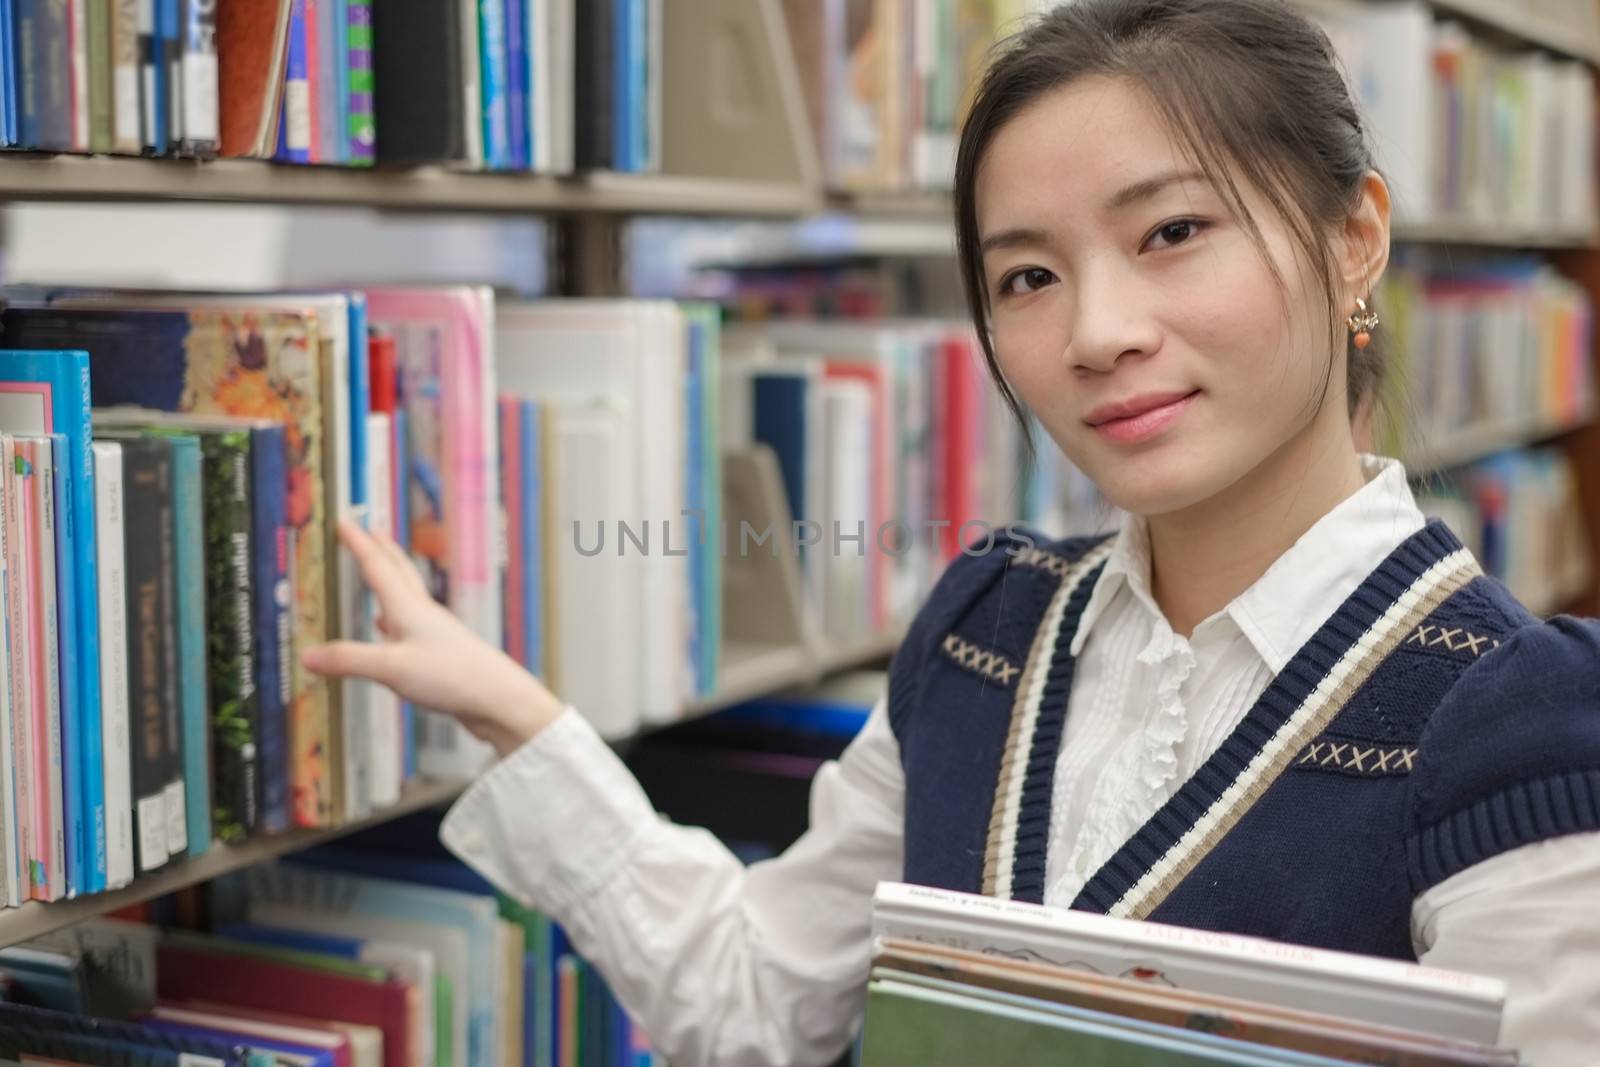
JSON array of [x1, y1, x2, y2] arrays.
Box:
[[527, 0, 545, 171], [159, 0, 179, 152], [504, 0, 527, 169], [204, 434, 258, 843], [178, 0, 218, 156], [87, 0, 112, 156], [47, 436, 85, 898], [136, 0, 159, 150], [16, 0, 73, 149], [572, 0, 611, 169], [31, 439, 67, 902], [109, 0, 140, 151], [610, 0, 627, 169], [277, 0, 310, 162], [345, 0, 373, 165], [522, 401, 542, 680], [304, 0, 323, 163], [92, 442, 134, 890], [324, 0, 346, 163], [67, 364, 107, 896], [169, 439, 211, 857], [480, 0, 509, 169], [251, 426, 291, 835], [0, 440, 16, 909], [4, 439, 37, 900], [390, 409, 414, 782], [0, 1, 13, 145], [69, 0, 90, 149], [122, 441, 171, 874], [153, 443, 186, 858]]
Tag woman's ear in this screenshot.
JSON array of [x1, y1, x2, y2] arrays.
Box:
[[1342, 170, 1392, 299]]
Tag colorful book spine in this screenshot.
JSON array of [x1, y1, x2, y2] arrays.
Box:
[[252, 424, 292, 836], [327, 0, 348, 162], [110, 0, 141, 152], [0, 0, 14, 145], [278, 0, 311, 162], [15, 0, 72, 149], [0, 440, 16, 909], [346, 0, 374, 164], [138, 0, 162, 151], [480, 0, 511, 169], [92, 441, 135, 890], [28, 437, 67, 902], [118, 436, 173, 874], [519, 400, 542, 678], [4, 438, 38, 900], [87, 0, 112, 151], [304, 0, 323, 162], [179, 0, 219, 155], [505, 0, 529, 169], [47, 434, 85, 896], [167, 434, 212, 856], [157, 0, 179, 151]]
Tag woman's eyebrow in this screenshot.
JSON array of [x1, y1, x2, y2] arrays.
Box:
[[1107, 169, 1208, 211], [979, 226, 1050, 255]]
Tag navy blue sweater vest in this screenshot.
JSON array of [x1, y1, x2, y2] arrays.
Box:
[[887, 521, 1600, 960]]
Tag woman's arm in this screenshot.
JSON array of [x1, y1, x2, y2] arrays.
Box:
[[304, 520, 906, 1067]]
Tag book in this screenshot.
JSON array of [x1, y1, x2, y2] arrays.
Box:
[[572, 0, 612, 170], [0, 348, 106, 896], [91, 441, 136, 890], [97, 411, 258, 846], [217, 0, 292, 157], [87, 0, 113, 151], [2, 304, 334, 829], [3, 436, 39, 904], [109, 434, 177, 876], [15, 0, 72, 149], [871, 883, 1507, 1045], [371, 0, 465, 163], [0, 441, 15, 908], [163, 432, 210, 857], [110, 0, 142, 152], [179, 0, 220, 155], [24, 436, 67, 902], [345, 0, 375, 165]]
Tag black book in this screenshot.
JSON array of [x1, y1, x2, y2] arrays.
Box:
[[108, 434, 181, 875], [373, 0, 466, 164], [574, 0, 614, 170]]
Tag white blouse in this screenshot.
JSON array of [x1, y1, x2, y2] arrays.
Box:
[[440, 456, 1600, 1067]]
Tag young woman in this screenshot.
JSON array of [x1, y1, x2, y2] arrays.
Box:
[[303, 0, 1600, 1062]]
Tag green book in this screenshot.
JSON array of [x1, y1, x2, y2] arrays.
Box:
[[95, 412, 258, 844], [87, 0, 113, 153]]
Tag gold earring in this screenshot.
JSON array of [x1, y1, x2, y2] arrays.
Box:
[[1347, 297, 1379, 350]]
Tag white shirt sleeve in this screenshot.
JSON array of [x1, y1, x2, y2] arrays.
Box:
[[438, 696, 905, 1067], [1412, 830, 1600, 1065]]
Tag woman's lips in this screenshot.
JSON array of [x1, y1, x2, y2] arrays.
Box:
[[1086, 391, 1199, 444]]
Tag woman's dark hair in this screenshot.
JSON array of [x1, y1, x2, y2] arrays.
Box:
[[954, 0, 1386, 444]]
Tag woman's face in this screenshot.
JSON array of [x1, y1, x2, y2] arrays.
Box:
[[976, 76, 1346, 518]]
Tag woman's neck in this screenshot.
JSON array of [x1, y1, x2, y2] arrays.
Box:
[[1146, 417, 1368, 638]]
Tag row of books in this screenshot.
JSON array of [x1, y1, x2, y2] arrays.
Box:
[[863, 883, 1518, 1064], [723, 320, 1022, 643], [1375, 253, 1595, 468], [2, 0, 654, 174], [1313, 2, 1597, 232], [0, 847, 655, 1067], [784, 0, 1042, 194], [1418, 447, 1593, 617]]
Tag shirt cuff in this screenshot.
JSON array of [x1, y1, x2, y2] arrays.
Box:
[[437, 704, 660, 917]]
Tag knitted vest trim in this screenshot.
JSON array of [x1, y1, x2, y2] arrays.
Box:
[[1060, 521, 1482, 920], [981, 539, 1114, 900]]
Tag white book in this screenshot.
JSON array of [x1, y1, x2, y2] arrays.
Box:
[[822, 379, 873, 643], [871, 882, 1506, 1045], [91, 443, 134, 890], [0, 440, 15, 908], [30, 438, 67, 901], [548, 400, 640, 739], [1349, 1, 1435, 224], [250, 903, 461, 1067], [547, 0, 576, 173], [363, 412, 402, 809], [496, 300, 688, 726], [69, 0, 91, 149], [528, 0, 550, 172], [460, 0, 485, 168]]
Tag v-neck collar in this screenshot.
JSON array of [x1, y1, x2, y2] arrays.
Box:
[[994, 520, 1481, 916]]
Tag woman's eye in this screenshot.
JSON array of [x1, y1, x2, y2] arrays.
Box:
[[1144, 218, 1206, 251], [1000, 267, 1058, 297]]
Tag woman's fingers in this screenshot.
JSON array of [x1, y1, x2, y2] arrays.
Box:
[[372, 527, 427, 593], [301, 638, 398, 684], [337, 518, 418, 615]]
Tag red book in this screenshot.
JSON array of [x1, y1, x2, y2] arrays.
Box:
[[368, 335, 398, 414], [500, 397, 527, 666], [156, 942, 412, 1067], [938, 333, 981, 561], [218, 0, 295, 157]]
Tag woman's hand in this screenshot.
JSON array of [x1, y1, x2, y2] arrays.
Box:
[[301, 518, 565, 758]]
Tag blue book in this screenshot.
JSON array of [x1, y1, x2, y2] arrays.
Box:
[[251, 422, 293, 835], [479, 0, 511, 169], [277, 0, 311, 163], [13, 0, 69, 149], [392, 409, 415, 781], [504, 0, 529, 169], [47, 434, 85, 895], [140, 1020, 336, 1067], [215, 920, 368, 959], [0, 0, 15, 144], [0, 351, 105, 894], [347, 295, 370, 508], [751, 372, 810, 532], [333, 0, 353, 162], [157, 0, 181, 152], [611, 0, 630, 169], [317, 0, 343, 163], [518, 400, 542, 678], [631, 0, 648, 170], [165, 434, 212, 856]]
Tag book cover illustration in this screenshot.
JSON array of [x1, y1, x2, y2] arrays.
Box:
[[3, 306, 333, 828]]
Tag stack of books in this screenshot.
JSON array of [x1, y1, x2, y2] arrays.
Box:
[[865, 883, 1518, 1065]]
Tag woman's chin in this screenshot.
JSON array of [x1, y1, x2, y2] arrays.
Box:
[[1086, 449, 1236, 520]]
